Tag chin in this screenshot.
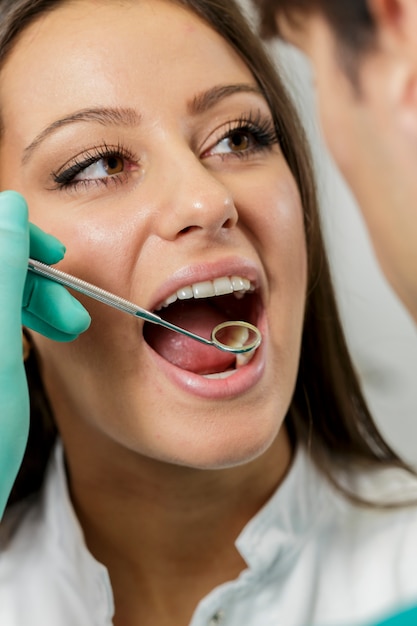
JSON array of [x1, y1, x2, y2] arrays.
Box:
[[153, 416, 285, 471]]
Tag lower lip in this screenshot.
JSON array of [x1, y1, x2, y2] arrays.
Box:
[[144, 317, 267, 400]]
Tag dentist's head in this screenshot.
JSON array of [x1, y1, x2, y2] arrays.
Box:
[[253, 0, 417, 321]]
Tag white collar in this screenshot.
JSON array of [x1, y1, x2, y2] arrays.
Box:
[[28, 441, 333, 615], [236, 446, 332, 570], [42, 443, 115, 623]]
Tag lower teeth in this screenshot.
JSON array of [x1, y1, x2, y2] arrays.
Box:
[[202, 349, 256, 379], [203, 370, 236, 380], [236, 349, 255, 368]]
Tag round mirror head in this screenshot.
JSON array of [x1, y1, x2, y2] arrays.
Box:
[[211, 321, 262, 354]]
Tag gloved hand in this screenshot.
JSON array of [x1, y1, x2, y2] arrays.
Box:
[[0, 190, 90, 518]]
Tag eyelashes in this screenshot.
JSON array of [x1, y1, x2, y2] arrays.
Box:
[[51, 111, 279, 192], [208, 111, 278, 159], [51, 142, 139, 190]]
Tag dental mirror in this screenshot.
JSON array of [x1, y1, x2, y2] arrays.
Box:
[[28, 259, 262, 355]]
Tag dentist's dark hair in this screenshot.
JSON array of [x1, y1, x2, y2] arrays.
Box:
[[251, 0, 376, 83], [0, 0, 412, 511]]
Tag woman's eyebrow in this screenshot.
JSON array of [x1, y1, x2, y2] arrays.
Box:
[[188, 83, 263, 115], [22, 106, 141, 164], [22, 85, 263, 164]]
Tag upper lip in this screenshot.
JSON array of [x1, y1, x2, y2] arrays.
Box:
[[146, 258, 263, 312]]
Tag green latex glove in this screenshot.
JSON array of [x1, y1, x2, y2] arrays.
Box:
[[0, 190, 90, 518]]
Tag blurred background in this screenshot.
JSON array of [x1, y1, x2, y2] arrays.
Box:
[[240, 0, 417, 465]]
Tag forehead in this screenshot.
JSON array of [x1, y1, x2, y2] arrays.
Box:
[[0, 0, 254, 134], [275, 9, 320, 54]]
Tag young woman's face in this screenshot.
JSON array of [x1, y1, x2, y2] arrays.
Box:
[[0, 0, 307, 470]]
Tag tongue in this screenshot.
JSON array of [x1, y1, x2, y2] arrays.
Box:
[[145, 301, 236, 374]]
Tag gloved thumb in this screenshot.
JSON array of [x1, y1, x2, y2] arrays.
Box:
[[0, 191, 31, 517]]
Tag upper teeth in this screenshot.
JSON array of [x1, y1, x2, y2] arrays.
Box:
[[156, 276, 254, 310]]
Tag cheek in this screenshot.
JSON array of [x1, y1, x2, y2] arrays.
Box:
[[238, 171, 308, 366], [23, 193, 153, 301], [314, 84, 345, 154], [31, 303, 144, 429], [239, 172, 307, 288], [312, 61, 364, 173]]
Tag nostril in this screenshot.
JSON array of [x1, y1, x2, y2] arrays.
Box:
[[177, 219, 233, 237], [222, 216, 236, 229], [176, 215, 236, 238], [179, 226, 192, 235]]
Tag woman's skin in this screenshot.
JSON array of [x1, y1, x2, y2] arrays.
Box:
[[0, 0, 307, 623]]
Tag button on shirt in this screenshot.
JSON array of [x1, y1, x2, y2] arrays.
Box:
[[1, 443, 417, 626]]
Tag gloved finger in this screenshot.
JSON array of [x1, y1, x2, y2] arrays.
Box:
[[0, 191, 30, 517], [21, 311, 79, 342], [24, 211, 91, 341], [0, 191, 29, 366], [29, 222, 66, 265], [23, 272, 91, 341]]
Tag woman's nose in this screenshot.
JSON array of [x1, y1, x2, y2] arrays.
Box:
[[153, 154, 239, 241]]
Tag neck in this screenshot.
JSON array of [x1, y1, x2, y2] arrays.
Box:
[[64, 429, 292, 626]]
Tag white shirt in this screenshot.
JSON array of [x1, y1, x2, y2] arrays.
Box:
[[1, 443, 417, 626]]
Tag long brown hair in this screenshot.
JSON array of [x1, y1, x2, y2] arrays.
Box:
[[3, 0, 412, 508]]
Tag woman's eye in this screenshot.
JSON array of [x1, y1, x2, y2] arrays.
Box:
[[74, 155, 125, 181], [203, 115, 278, 160], [52, 145, 139, 191], [210, 131, 253, 156]]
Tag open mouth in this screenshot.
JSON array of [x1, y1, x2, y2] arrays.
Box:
[[143, 275, 261, 377]]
